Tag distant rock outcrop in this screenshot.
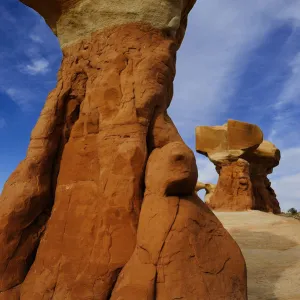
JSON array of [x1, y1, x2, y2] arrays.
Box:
[[196, 119, 281, 213], [246, 140, 281, 214], [195, 181, 216, 205]]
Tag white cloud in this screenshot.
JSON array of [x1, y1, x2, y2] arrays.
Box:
[[275, 52, 300, 108], [21, 58, 50, 75], [5, 88, 33, 111], [0, 118, 6, 129], [267, 51, 300, 148], [29, 34, 43, 43], [170, 0, 288, 140], [277, 2, 300, 26], [169, 0, 300, 145], [272, 173, 300, 212]]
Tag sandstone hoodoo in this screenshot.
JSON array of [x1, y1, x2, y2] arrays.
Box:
[[0, 1, 247, 299], [196, 119, 281, 214]]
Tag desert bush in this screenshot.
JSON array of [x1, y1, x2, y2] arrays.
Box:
[[287, 208, 298, 215]]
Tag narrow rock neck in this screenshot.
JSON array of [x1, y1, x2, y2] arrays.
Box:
[[58, 23, 178, 137]]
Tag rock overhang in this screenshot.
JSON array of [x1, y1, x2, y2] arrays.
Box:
[[20, 0, 196, 47]]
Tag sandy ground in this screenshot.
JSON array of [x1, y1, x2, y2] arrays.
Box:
[[215, 211, 300, 300]]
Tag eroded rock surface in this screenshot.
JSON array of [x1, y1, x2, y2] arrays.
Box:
[[196, 120, 281, 213], [195, 181, 216, 205], [0, 1, 248, 299], [111, 142, 247, 299], [247, 141, 281, 214], [208, 159, 254, 211]]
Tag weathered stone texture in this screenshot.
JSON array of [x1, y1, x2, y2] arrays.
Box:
[[195, 182, 216, 205], [111, 142, 247, 299], [196, 120, 281, 214], [208, 159, 254, 211], [0, 1, 248, 299]]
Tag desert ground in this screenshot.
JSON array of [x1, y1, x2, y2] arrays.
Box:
[[216, 211, 300, 300]]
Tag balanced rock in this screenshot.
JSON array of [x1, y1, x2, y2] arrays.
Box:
[[0, 1, 248, 299], [196, 120, 281, 213], [195, 119, 263, 163]]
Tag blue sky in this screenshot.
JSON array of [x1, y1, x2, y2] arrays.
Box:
[[1, 0, 300, 211]]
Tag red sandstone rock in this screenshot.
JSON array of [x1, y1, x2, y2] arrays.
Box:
[[247, 141, 281, 214], [0, 1, 248, 299], [208, 159, 254, 211], [0, 81, 65, 292], [196, 120, 281, 214], [111, 142, 247, 299]]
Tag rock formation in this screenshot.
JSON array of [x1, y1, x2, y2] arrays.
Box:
[[111, 142, 247, 299], [195, 181, 216, 205], [196, 119, 281, 213], [0, 1, 247, 299], [246, 140, 281, 214]]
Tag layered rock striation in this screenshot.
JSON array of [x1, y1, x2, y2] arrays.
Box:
[[0, 2, 247, 299], [196, 119, 281, 213]]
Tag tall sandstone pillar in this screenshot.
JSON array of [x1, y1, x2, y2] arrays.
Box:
[[0, 1, 247, 299]]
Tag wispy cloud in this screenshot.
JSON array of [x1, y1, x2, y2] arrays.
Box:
[[5, 88, 34, 111], [170, 0, 287, 144], [20, 58, 50, 75], [29, 33, 43, 43], [0, 2, 61, 112], [275, 52, 300, 108], [171, 0, 300, 132], [267, 50, 300, 148]]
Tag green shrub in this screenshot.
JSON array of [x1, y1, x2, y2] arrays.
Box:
[[287, 208, 298, 215]]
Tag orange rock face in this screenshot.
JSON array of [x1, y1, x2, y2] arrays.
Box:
[[0, 1, 248, 299], [248, 141, 281, 214], [111, 142, 247, 299], [20, 25, 183, 300], [196, 120, 281, 214], [208, 159, 254, 211]]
